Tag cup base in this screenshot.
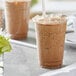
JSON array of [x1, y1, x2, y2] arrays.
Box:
[[40, 63, 62, 69], [10, 33, 27, 40]]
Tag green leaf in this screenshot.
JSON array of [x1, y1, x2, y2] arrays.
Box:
[[31, 0, 38, 7], [0, 35, 12, 55]]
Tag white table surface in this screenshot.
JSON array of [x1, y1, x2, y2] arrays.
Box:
[[3, 41, 76, 76], [3, 29, 76, 76], [0, 31, 76, 76]]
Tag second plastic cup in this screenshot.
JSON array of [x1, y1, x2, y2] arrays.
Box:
[[5, 0, 31, 39]]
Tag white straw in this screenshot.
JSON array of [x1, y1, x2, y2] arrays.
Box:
[[42, 0, 46, 17]]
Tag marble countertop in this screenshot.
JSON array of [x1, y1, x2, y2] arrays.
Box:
[[3, 26, 76, 76], [2, 42, 76, 76]]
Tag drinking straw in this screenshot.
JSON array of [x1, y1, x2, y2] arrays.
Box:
[[42, 0, 46, 17]]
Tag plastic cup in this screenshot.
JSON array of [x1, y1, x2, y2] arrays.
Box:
[[33, 14, 67, 69], [5, 0, 31, 39]]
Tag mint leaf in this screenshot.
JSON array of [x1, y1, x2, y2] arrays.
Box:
[[31, 0, 38, 7], [0, 35, 12, 55]]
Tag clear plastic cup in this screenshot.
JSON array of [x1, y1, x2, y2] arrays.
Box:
[[4, 0, 31, 39], [33, 14, 67, 69]]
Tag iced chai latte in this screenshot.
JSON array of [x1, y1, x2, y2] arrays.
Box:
[[34, 15, 66, 68], [5, 0, 31, 39]]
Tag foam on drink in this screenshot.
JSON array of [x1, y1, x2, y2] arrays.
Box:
[[33, 14, 66, 25]]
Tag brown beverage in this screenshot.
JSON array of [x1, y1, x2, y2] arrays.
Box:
[[34, 15, 66, 68], [5, 0, 31, 39]]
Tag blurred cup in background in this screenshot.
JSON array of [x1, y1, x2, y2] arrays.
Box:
[[5, 0, 31, 40]]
